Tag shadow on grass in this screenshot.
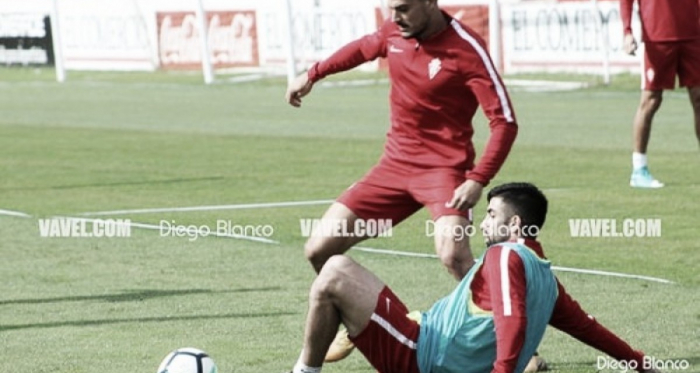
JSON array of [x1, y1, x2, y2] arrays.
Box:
[[0, 287, 281, 305], [546, 360, 595, 372], [0, 311, 297, 332]]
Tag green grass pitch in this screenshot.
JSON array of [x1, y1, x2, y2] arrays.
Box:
[[0, 68, 698, 373]]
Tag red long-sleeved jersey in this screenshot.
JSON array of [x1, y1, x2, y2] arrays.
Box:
[[620, 0, 700, 42], [471, 239, 646, 373], [308, 12, 517, 186]]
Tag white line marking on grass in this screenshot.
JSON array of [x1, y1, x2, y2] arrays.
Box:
[[352, 246, 674, 284], [77, 200, 335, 216], [353, 246, 439, 259], [550, 266, 674, 284], [503, 79, 589, 92], [224, 74, 266, 84], [54, 216, 279, 244], [319, 78, 389, 88], [0, 209, 32, 218], [0, 208, 674, 283]]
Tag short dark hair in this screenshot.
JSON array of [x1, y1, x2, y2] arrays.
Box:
[[487, 182, 548, 235]]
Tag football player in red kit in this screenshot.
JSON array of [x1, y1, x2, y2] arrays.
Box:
[[285, 0, 537, 369], [286, 0, 516, 281], [621, 0, 700, 188]]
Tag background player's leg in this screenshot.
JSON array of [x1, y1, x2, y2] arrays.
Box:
[[630, 90, 664, 188], [304, 202, 369, 273], [687, 86, 700, 147], [633, 90, 663, 154], [432, 215, 474, 281], [298, 256, 385, 368]]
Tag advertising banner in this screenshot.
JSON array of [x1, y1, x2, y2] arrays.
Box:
[[501, 1, 639, 73], [0, 13, 53, 65], [157, 10, 259, 70], [57, 0, 154, 70]]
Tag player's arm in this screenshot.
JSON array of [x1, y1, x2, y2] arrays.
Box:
[[620, 0, 635, 36], [446, 50, 518, 211], [481, 246, 528, 373], [619, 0, 637, 55], [307, 26, 387, 83], [286, 23, 389, 107], [549, 279, 650, 372], [462, 55, 518, 187]]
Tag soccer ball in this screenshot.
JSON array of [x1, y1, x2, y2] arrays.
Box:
[[157, 347, 218, 373]]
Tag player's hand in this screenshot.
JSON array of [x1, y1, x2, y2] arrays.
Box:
[[285, 73, 314, 108], [446, 179, 484, 211], [623, 34, 638, 55]]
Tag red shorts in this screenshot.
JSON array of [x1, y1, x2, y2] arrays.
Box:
[[337, 157, 471, 224], [349, 287, 421, 373], [643, 38, 700, 90]]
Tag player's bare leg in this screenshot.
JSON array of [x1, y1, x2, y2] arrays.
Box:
[[304, 202, 370, 273], [432, 215, 474, 280], [633, 90, 663, 154], [688, 86, 700, 147], [295, 256, 385, 370], [303, 202, 374, 362], [631, 90, 664, 188], [324, 215, 475, 363]]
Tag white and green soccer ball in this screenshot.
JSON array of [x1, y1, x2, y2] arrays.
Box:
[[157, 348, 218, 373]]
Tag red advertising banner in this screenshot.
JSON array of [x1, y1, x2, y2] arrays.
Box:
[[443, 5, 490, 46], [157, 10, 259, 70]]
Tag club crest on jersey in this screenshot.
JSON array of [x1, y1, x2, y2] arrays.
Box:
[[428, 58, 441, 80]]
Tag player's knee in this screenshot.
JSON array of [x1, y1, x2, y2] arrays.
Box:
[[642, 93, 663, 112], [689, 92, 700, 111], [438, 250, 469, 273], [304, 236, 354, 273], [436, 240, 473, 280], [312, 255, 353, 298], [304, 237, 331, 272]]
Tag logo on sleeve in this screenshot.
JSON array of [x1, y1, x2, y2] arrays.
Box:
[[428, 58, 441, 80], [389, 44, 404, 53]]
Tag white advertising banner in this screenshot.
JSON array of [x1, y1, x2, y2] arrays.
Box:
[[256, 3, 377, 70], [0, 0, 643, 75], [57, 0, 155, 70], [500, 1, 640, 74]]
